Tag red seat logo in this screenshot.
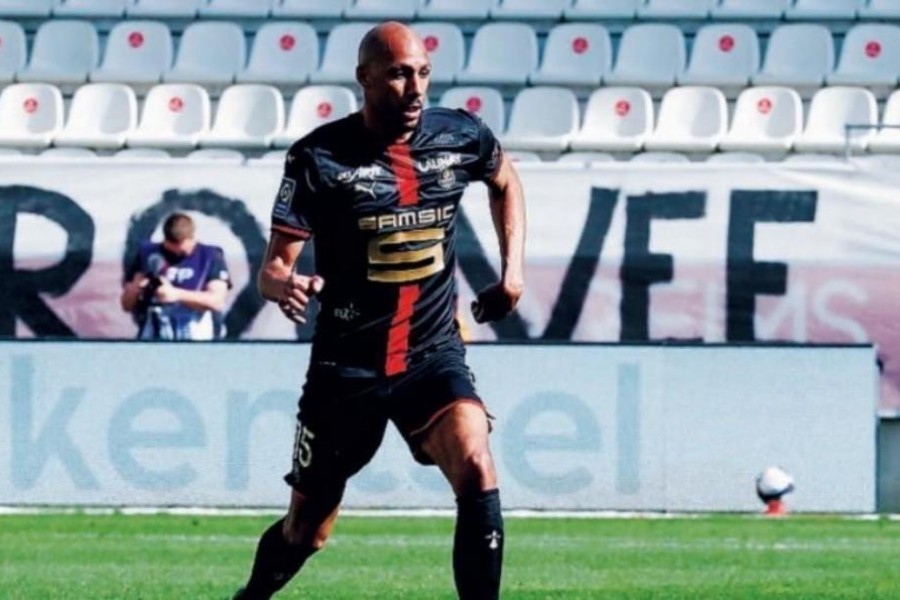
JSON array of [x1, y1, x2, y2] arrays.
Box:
[[169, 96, 184, 112], [757, 98, 773, 114], [865, 40, 882, 58], [465, 96, 482, 113], [128, 31, 144, 49], [280, 34, 296, 51], [614, 100, 631, 116], [424, 35, 439, 52], [317, 101, 333, 118], [23, 98, 38, 114], [719, 35, 735, 53], [572, 37, 589, 54]]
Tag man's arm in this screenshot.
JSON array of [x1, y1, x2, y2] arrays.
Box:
[[120, 272, 148, 312], [154, 279, 228, 312], [258, 230, 324, 324], [473, 152, 526, 323]]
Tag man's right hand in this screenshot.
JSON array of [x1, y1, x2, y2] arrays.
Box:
[[278, 274, 325, 324]]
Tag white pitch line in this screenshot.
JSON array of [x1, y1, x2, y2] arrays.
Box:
[[0, 506, 896, 520]]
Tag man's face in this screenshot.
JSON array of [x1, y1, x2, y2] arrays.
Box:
[[362, 43, 431, 134], [162, 238, 196, 256]]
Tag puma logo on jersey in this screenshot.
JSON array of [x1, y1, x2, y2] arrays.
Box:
[[354, 182, 376, 198]]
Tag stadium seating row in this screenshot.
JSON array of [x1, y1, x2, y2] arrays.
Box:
[[3, 0, 900, 21], [1, 81, 898, 154], [4, 20, 900, 96]]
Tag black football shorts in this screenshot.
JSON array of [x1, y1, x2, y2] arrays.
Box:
[[283, 343, 484, 494]]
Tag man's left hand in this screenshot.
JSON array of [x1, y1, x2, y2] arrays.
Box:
[[154, 278, 182, 304]]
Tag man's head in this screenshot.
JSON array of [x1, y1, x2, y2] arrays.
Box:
[[162, 212, 196, 255], [356, 22, 430, 137]]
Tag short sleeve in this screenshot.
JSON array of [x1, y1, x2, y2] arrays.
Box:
[[206, 247, 232, 289], [270, 146, 319, 239], [473, 115, 503, 182]]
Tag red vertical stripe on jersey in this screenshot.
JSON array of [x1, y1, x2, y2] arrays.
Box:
[[389, 142, 419, 207], [385, 284, 421, 376], [385, 142, 421, 375]]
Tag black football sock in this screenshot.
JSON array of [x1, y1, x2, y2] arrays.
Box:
[[453, 488, 504, 600], [240, 518, 317, 599]]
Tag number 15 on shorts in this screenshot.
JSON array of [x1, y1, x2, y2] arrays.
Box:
[[292, 421, 315, 468]]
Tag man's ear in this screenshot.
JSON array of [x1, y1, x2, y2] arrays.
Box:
[[356, 65, 368, 88]]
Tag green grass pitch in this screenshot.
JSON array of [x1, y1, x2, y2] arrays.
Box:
[[1, 513, 899, 599]]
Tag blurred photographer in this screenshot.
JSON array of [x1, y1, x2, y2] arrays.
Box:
[[120, 212, 231, 340]]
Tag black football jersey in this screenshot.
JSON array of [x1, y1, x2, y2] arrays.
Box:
[[270, 108, 502, 376]]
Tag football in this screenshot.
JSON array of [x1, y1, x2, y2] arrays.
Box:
[[755, 466, 795, 502]]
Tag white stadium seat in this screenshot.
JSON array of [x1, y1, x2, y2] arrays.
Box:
[[501, 87, 580, 152], [54, 0, 127, 17], [439, 86, 506, 134], [17, 20, 99, 87], [200, 0, 274, 17], [867, 90, 900, 152], [187, 148, 244, 162], [0, 83, 64, 148], [457, 23, 538, 86], [0, 20, 26, 82], [638, 0, 714, 19], [712, 0, 788, 18], [253, 149, 287, 164], [752, 24, 835, 94], [604, 24, 686, 92], [127, 0, 202, 17], [113, 148, 171, 160], [570, 87, 653, 152], [827, 24, 900, 88], [678, 24, 759, 95], [629, 152, 690, 163], [793, 87, 877, 153], [530, 23, 611, 87], [345, 0, 424, 19], [411, 22, 465, 84], [274, 85, 358, 147], [418, 0, 496, 19], [644, 86, 728, 153], [200, 84, 284, 148], [860, 0, 900, 18], [506, 150, 541, 162], [310, 22, 372, 84], [165, 22, 245, 87], [719, 86, 803, 153], [491, 0, 570, 19], [90, 21, 172, 87], [128, 83, 210, 149], [238, 22, 318, 86], [273, 0, 352, 17], [557, 151, 615, 164], [565, 0, 640, 18], [786, 0, 863, 20], [54, 83, 137, 149], [41, 147, 96, 158], [0, 0, 59, 17], [706, 152, 766, 163]]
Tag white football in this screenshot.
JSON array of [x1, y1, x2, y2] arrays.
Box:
[[755, 466, 795, 501]]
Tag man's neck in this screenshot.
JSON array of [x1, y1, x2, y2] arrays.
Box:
[[361, 107, 414, 146]]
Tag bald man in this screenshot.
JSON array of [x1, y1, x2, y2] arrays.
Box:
[[233, 22, 525, 600]]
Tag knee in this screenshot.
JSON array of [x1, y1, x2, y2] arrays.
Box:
[[282, 516, 332, 551], [453, 447, 497, 495]]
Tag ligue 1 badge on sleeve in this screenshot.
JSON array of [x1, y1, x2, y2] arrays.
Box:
[[273, 177, 297, 219]]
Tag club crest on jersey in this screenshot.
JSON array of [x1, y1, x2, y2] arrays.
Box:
[[438, 168, 456, 189], [416, 153, 461, 173], [273, 177, 297, 219]]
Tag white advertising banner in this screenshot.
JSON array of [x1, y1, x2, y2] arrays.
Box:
[[1, 160, 899, 410], [0, 342, 878, 512]]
